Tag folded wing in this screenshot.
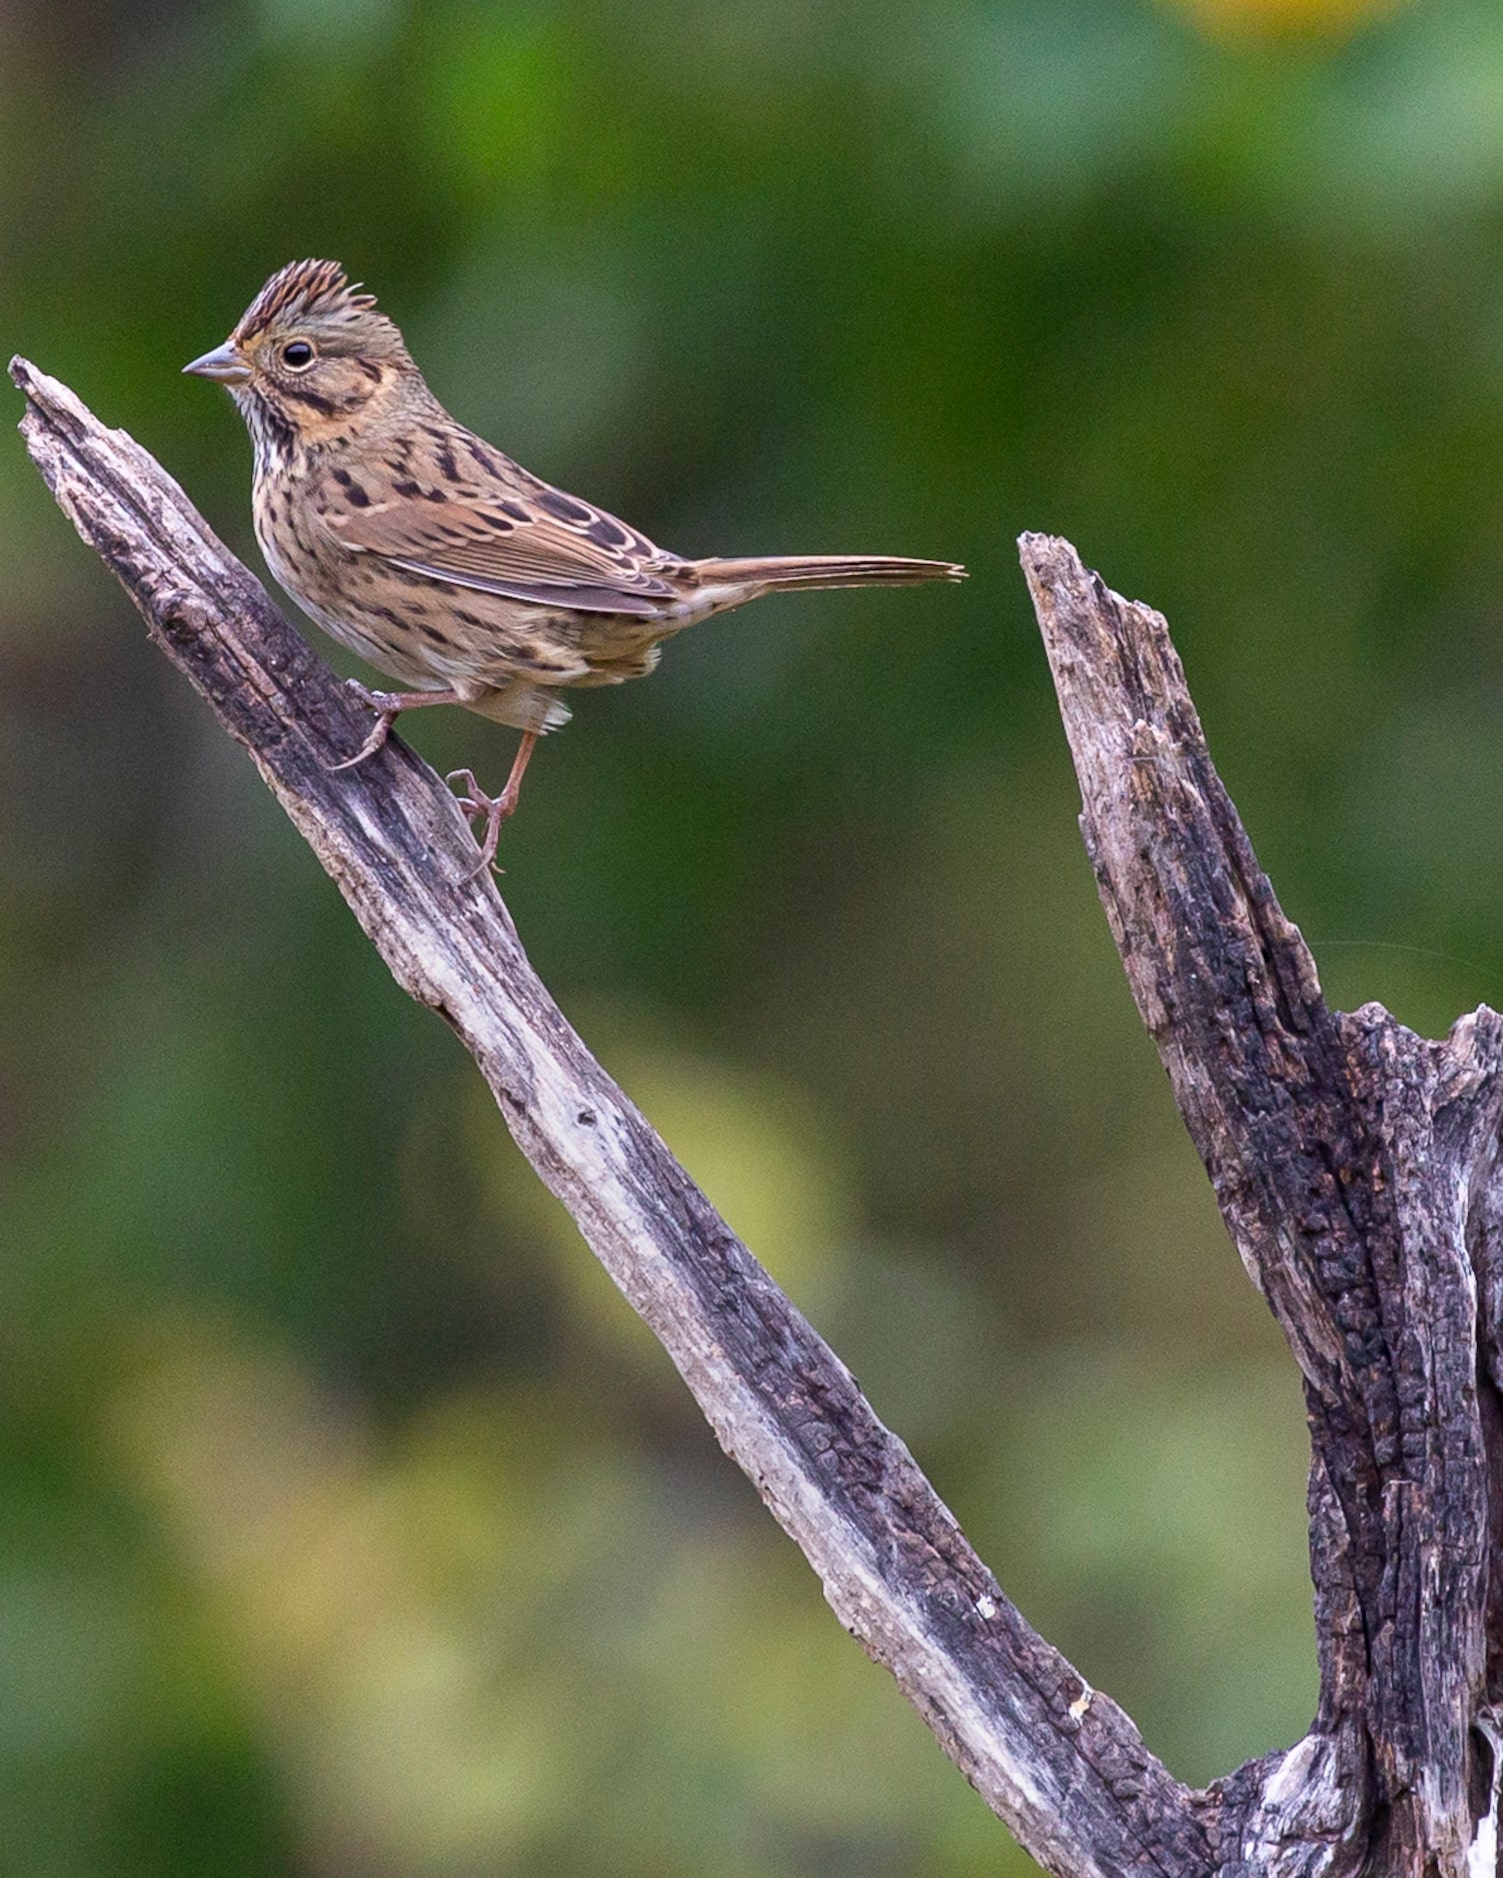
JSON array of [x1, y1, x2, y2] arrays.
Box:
[[317, 464, 683, 617]]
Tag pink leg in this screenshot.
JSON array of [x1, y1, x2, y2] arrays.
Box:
[[448, 731, 540, 877], [326, 683, 474, 773]]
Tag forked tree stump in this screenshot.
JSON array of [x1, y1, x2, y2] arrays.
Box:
[[13, 355, 1503, 1878], [1021, 534, 1503, 1878]]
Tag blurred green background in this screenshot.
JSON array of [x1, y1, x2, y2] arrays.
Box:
[[3, 0, 1501, 1870]]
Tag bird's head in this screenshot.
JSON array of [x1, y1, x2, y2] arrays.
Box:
[[184, 259, 418, 457]]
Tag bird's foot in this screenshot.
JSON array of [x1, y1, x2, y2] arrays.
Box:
[[325, 682, 398, 772], [447, 768, 521, 879], [325, 682, 477, 772]]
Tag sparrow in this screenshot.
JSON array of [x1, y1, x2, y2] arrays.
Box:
[[186, 260, 965, 868]]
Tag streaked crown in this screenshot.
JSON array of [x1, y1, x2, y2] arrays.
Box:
[[232, 259, 398, 353], [188, 259, 428, 468]]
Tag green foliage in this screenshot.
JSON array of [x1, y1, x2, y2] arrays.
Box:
[[4, 0, 1501, 1868]]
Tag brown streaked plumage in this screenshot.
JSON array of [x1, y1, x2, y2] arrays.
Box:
[[186, 259, 965, 869]]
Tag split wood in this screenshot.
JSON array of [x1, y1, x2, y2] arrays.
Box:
[[14, 356, 1502, 1878]]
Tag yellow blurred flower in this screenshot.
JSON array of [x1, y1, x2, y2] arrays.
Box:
[[1162, 0, 1416, 42]]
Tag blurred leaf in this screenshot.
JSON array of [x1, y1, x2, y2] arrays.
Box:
[[6, 0, 1501, 1867]]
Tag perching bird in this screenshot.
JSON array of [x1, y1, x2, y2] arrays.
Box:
[[185, 260, 965, 868]]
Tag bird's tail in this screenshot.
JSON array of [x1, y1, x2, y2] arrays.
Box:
[[692, 553, 965, 594]]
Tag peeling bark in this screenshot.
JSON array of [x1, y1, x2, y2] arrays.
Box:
[[1021, 534, 1503, 1878], [11, 365, 1204, 1878], [14, 353, 1501, 1878]]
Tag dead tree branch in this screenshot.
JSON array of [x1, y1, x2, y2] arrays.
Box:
[[18, 352, 1498, 1878], [10, 365, 1206, 1878], [1021, 534, 1503, 1878]]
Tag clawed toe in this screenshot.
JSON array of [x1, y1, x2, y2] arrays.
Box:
[[446, 768, 517, 879], [325, 708, 394, 772], [324, 683, 467, 773]]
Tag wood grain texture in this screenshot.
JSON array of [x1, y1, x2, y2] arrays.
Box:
[[10, 363, 1207, 1878], [19, 350, 1499, 1878], [1021, 533, 1503, 1878]]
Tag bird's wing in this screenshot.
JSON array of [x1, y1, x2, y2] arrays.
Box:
[[316, 464, 684, 618]]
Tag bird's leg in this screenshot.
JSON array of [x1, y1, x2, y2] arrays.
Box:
[[326, 683, 474, 773], [447, 731, 539, 878]]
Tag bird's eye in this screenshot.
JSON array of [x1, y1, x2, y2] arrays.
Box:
[[281, 340, 315, 369]]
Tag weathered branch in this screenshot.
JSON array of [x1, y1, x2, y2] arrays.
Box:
[[1020, 535, 1503, 1878], [10, 366, 1208, 1878], [24, 353, 1500, 1878]]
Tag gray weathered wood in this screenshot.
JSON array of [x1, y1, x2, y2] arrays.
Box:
[[1020, 534, 1503, 1878], [18, 350, 1500, 1878], [10, 362, 1209, 1878]]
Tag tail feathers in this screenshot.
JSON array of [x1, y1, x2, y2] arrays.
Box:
[[693, 553, 965, 594]]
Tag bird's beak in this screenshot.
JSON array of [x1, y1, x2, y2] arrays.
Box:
[[182, 340, 251, 386]]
